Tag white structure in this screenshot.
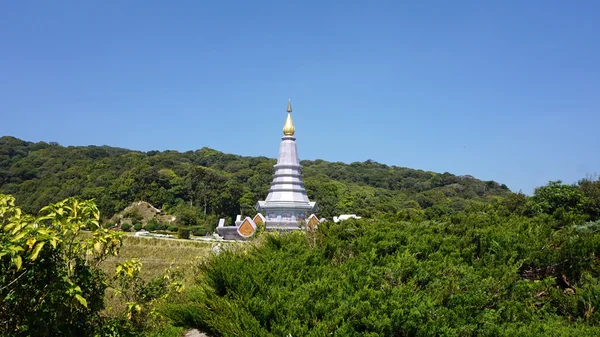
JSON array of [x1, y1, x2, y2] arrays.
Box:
[[218, 100, 319, 240], [255, 100, 318, 229], [134, 230, 150, 236], [333, 214, 362, 223]]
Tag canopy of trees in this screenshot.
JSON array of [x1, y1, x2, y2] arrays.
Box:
[[0, 136, 511, 229]]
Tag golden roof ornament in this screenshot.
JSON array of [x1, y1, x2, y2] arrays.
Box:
[[283, 99, 295, 136]]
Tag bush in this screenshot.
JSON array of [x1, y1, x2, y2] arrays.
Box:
[[121, 223, 132, 231], [147, 218, 168, 231], [168, 225, 179, 232], [178, 228, 190, 240], [164, 216, 600, 335], [190, 226, 207, 236], [0, 195, 123, 336], [134, 223, 143, 231]]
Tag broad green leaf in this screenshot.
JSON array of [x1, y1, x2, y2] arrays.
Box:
[[74, 294, 88, 308], [30, 242, 45, 260], [12, 255, 22, 270], [11, 231, 27, 242], [10, 223, 25, 235], [3, 223, 16, 232]]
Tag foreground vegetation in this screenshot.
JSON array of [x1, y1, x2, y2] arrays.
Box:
[[162, 181, 600, 336], [0, 194, 210, 336]]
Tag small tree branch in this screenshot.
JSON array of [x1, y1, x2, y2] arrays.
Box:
[[0, 270, 27, 292]]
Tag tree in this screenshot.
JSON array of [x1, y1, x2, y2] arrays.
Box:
[[186, 166, 226, 218], [531, 181, 587, 215], [176, 205, 201, 228], [579, 176, 600, 220], [0, 194, 123, 336]]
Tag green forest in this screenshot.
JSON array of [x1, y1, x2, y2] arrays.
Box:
[[0, 136, 510, 228], [2, 135, 600, 336]]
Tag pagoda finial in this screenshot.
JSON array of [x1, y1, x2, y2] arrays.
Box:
[[283, 100, 295, 136]]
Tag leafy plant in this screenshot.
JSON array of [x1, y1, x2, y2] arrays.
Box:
[[164, 212, 600, 335], [111, 259, 185, 335], [0, 194, 123, 336], [178, 228, 190, 240]]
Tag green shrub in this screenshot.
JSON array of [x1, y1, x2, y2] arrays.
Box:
[[121, 223, 132, 231], [0, 195, 123, 336], [146, 325, 185, 337], [190, 226, 207, 236], [168, 225, 179, 232], [164, 215, 600, 335], [178, 228, 190, 240], [134, 223, 143, 231], [145, 222, 158, 232], [147, 218, 168, 231]]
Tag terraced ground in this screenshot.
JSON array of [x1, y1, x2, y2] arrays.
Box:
[[94, 234, 239, 318], [101, 235, 217, 280]]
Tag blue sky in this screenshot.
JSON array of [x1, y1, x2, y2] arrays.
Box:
[[1, 1, 599, 194]]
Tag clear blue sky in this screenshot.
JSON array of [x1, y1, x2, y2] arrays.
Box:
[[1, 1, 599, 194]]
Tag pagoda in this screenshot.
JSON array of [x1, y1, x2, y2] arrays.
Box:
[[255, 100, 318, 227], [217, 101, 319, 240]]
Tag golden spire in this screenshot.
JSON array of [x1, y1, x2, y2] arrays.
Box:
[[283, 99, 295, 136]]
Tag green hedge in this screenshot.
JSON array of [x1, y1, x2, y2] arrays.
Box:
[[162, 214, 600, 336]]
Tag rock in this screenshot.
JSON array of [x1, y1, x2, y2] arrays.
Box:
[[184, 329, 210, 337]]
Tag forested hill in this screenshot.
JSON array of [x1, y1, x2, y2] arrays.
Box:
[[0, 136, 510, 222]]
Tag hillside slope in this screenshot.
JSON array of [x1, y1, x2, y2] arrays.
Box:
[[0, 136, 510, 221]]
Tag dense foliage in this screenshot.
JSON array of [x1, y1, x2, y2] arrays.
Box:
[[3, 136, 600, 336], [0, 136, 510, 230], [162, 180, 600, 336], [0, 195, 183, 337]]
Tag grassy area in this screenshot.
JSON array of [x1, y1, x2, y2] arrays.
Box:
[[98, 235, 239, 319], [101, 235, 218, 280]]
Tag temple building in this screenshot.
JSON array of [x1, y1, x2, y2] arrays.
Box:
[[217, 101, 321, 240]]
